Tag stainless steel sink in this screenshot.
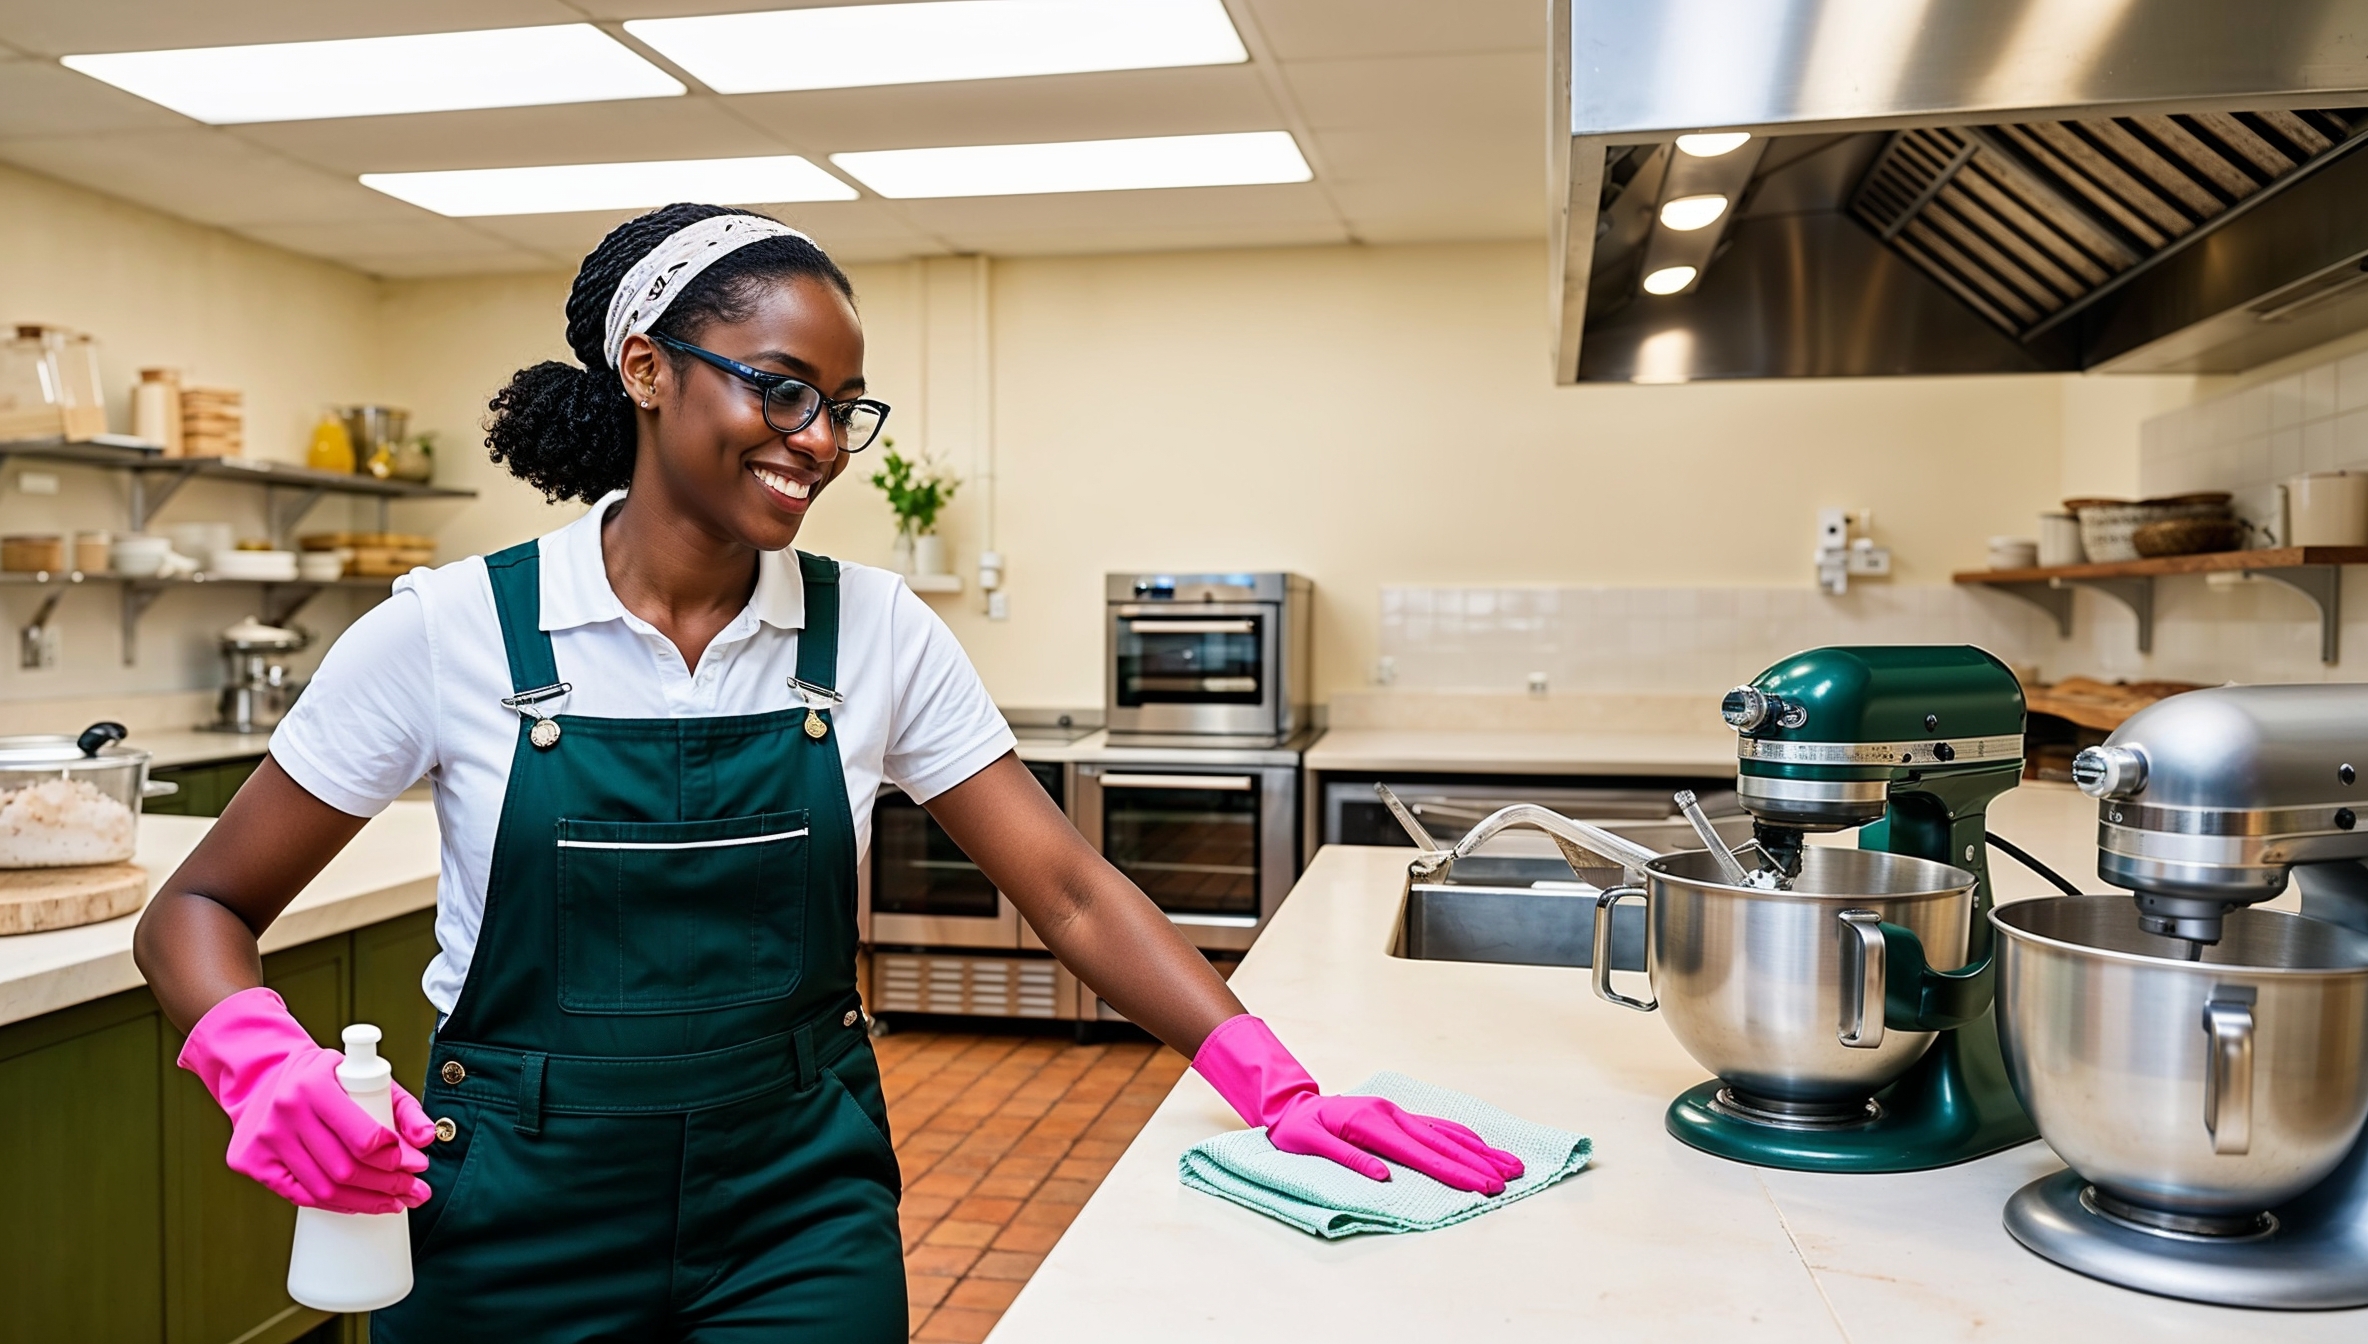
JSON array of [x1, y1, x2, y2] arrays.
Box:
[[1391, 855, 1646, 970]]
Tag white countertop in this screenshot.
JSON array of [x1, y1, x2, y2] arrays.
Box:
[[138, 729, 275, 770], [1302, 728, 1738, 776], [0, 803, 440, 1028], [989, 783, 2339, 1342]]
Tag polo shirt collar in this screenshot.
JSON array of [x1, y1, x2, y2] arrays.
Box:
[[537, 491, 806, 633]]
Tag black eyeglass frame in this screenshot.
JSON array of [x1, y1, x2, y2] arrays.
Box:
[[648, 332, 891, 451]]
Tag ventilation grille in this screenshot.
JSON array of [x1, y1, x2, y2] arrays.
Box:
[[1850, 110, 2361, 338], [872, 952, 1059, 1018]]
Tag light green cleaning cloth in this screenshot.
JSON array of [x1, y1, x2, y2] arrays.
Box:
[[1177, 1071, 1593, 1239]]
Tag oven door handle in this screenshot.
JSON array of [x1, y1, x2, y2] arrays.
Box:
[[1119, 619, 1258, 635], [1096, 773, 1255, 791]]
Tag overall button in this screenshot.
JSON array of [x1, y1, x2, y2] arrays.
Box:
[[433, 1117, 458, 1144], [842, 1009, 860, 1027], [440, 1060, 467, 1085]]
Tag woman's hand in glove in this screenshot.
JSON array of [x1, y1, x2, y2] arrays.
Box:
[[1191, 1013, 1524, 1194]]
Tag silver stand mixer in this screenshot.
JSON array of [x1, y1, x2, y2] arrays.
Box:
[[1997, 684, 2368, 1309]]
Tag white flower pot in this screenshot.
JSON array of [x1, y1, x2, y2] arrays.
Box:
[[912, 533, 949, 576]]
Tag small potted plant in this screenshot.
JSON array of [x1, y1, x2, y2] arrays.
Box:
[[867, 439, 959, 576]]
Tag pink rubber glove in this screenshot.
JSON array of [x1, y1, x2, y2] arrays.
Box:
[[177, 987, 436, 1216], [1191, 1014, 1524, 1194]]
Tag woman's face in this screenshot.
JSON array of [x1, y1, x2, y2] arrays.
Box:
[[629, 273, 867, 552]]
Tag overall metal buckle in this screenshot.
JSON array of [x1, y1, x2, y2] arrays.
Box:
[[788, 676, 842, 740], [502, 682, 571, 749]]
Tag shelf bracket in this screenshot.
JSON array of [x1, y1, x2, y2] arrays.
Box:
[[128, 464, 203, 533], [265, 485, 330, 549], [2246, 564, 2342, 663], [120, 581, 169, 666], [2062, 576, 2156, 654], [258, 582, 327, 628], [1984, 581, 2074, 638]]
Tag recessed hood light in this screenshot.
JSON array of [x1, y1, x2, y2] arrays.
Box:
[[831, 131, 1310, 199], [1642, 265, 1698, 295], [61, 26, 683, 125], [1658, 194, 1729, 231], [1675, 132, 1751, 157], [359, 155, 855, 217], [627, 0, 1247, 95]]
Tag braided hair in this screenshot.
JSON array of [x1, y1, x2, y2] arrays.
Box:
[[484, 203, 855, 503]]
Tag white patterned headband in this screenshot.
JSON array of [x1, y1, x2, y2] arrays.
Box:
[[601, 214, 813, 371]]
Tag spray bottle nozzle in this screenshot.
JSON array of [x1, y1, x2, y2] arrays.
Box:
[[341, 1023, 383, 1062]]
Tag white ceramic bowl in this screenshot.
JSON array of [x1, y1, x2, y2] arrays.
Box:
[[296, 552, 346, 582], [209, 549, 300, 582], [109, 535, 171, 577]]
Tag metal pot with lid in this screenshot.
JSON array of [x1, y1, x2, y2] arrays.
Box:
[[0, 723, 175, 868]]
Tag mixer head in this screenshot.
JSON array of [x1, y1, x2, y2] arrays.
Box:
[[2075, 683, 2368, 954], [1723, 646, 2028, 860]]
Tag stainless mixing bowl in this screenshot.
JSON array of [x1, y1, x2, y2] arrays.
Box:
[[1995, 896, 2368, 1220], [1593, 847, 1975, 1112]]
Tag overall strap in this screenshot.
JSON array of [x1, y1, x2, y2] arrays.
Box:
[[484, 542, 560, 694], [795, 551, 839, 692]]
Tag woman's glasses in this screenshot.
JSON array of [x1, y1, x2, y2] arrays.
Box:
[[650, 333, 890, 452]]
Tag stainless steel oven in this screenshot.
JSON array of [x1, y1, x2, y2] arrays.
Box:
[[1106, 573, 1310, 744], [1069, 759, 1300, 953], [863, 758, 1066, 949]]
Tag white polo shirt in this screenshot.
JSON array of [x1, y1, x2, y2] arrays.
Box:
[[270, 493, 1015, 1015]]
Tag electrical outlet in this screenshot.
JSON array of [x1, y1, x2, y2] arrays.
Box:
[[20, 622, 59, 670], [16, 471, 59, 496], [986, 591, 1009, 620]]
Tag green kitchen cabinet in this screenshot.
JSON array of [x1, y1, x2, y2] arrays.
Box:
[[148, 757, 267, 819], [0, 907, 440, 1344], [0, 992, 168, 1342]]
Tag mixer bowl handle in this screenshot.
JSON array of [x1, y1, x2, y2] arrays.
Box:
[[2203, 993, 2256, 1156], [1592, 886, 1656, 1012], [1838, 910, 1887, 1049]]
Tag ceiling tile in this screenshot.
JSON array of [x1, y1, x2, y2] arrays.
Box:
[[726, 64, 1278, 153], [0, 128, 427, 225], [1281, 51, 1543, 135], [895, 180, 1340, 235], [231, 216, 526, 258], [948, 219, 1347, 256], [0, 53, 194, 136], [0, 0, 584, 57], [1239, 0, 1544, 61], [453, 196, 933, 260], [309, 246, 563, 278], [231, 95, 784, 174]]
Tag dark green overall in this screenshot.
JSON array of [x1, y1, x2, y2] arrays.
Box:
[[373, 543, 906, 1343]]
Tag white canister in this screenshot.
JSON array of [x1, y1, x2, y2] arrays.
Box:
[[2037, 513, 2085, 567], [2287, 472, 2368, 546], [912, 533, 949, 576]]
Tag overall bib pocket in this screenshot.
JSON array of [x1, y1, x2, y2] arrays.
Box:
[[555, 809, 810, 1013]]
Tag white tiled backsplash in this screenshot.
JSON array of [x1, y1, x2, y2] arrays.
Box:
[[1379, 577, 2368, 694], [2138, 346, 2368, 536]]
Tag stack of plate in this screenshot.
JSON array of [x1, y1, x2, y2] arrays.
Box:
[[208, 549, 297, 581]]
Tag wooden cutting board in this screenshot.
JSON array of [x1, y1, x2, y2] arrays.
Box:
[[0, 863, 148, 935]]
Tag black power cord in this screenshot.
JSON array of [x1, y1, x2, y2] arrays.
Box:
[[1985, 831, 2085, 897]]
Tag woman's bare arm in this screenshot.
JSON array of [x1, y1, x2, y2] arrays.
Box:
[[922, 753, 1244, 1055], [133, 756, 372, 1033]]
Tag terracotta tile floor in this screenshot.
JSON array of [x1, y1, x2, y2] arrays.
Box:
[[874, 1026, 1189, 1343]]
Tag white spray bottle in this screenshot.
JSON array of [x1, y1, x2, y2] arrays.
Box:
[[286, 1024, 415, 1312]]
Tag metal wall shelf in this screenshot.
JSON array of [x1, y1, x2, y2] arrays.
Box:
[[0, 436, 462, 663], [1, 570, 396, 664], [1954, 547, 2368, 664], [0, 434, 474, 542]]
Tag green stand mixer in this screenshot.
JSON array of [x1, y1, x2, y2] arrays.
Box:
[[1659, 645, 2039, 1171]]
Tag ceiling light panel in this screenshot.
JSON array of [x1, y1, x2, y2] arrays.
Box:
[[627, 0, 1247, 94], [360, 155, 855, 216], [832, 131, 1311, 199], [1658, 194, 1728, 231], [61, 26, 683, 125], [1676, 132, 1751, 157]]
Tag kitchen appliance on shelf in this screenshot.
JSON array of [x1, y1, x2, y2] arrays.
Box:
[[1662, 645, 2035, 1171], [205, 617, 307, 734], [1105, 572, 1310, 747], [1997, 684, 2368, 1309]]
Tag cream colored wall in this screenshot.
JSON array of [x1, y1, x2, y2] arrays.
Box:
[[0, 161, 389, 701], [377, 239, 2217, 709]]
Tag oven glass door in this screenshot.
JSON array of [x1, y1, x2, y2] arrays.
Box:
[[872, 791, 1000, 919], [1113, 615, 1265, 708], [1098, 772, 1260, 921]]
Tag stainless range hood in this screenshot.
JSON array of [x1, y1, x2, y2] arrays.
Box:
[[1551, 1, 2368, 382]]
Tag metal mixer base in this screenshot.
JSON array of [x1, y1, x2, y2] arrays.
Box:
[[2004, 1143, 2368, 1311]]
